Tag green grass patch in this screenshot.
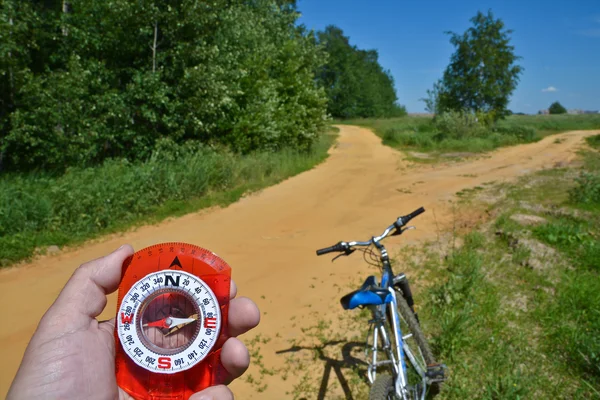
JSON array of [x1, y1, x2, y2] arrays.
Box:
[[338, 114, 600, 158], [586, 134, 600, 149], [501, 114, 600, 134], [414, 147, 600, 398], [533, 218, 600, 271], [420, 233, 538, 399], [0, 131, 336, 267]]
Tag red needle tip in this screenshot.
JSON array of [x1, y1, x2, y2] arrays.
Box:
[[145, 317, 169, 328]]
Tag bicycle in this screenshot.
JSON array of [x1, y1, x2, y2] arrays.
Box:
[[316, 207, 445, 400]]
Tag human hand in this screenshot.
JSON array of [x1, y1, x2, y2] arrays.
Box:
[[7, 245, 260, 400]]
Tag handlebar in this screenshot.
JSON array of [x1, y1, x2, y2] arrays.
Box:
[[315, 207, 425, 256]]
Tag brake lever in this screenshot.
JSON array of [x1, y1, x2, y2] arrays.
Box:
[[331, 248, 356, 262], [392, 226, 416, 236]]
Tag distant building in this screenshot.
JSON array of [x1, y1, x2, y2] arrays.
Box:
[[568, 109, 584, 115], [583, 110, 599, 114], [538, 109, 549, 115]]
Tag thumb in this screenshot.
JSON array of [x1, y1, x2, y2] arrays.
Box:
[[189, 385, 234, 400], [42, 245, 134, 331]]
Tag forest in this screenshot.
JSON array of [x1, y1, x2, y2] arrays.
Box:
[[0, 0, 402, 173]]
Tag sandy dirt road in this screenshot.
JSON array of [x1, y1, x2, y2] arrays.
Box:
[[0, 125, 596, 398]]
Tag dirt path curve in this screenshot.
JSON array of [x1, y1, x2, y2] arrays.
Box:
[[0, 126, 596, 398]]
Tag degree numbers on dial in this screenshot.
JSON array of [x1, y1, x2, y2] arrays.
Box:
[[117, 270, 221, 374]]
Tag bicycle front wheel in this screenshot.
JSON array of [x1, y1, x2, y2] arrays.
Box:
[[370, 373, 395, 400], [395, 294, 440, 396]]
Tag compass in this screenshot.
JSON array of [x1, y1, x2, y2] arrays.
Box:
[[114, 243, 231, 399]]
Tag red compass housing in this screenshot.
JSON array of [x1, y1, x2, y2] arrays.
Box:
[[114, 243, 231, 400]]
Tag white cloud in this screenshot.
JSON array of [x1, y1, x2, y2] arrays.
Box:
[[542, 86, 558, 93]]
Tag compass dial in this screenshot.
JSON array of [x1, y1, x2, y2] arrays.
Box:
[[117, 270, 221, 374]]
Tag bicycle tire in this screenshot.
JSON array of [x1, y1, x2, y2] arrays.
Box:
[[370, 374, 395, 400], [395, 294, 441, 395]]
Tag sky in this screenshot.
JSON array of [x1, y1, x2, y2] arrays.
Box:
[[297, 0, 600, 114]]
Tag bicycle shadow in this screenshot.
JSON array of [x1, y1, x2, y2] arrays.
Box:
[[276, 340, 369, 400]]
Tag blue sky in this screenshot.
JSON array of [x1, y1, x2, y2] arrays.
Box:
[[297, 0, 600, 113]]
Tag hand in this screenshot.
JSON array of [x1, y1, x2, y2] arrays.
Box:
[[7, 245, 260, 400]]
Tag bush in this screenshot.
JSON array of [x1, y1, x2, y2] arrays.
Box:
[[434, 111, 488, 140]]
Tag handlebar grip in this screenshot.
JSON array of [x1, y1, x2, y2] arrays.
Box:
[[396, 207, 426, 227], [408, 207, 425, 220], [316, 242, 344, 256]]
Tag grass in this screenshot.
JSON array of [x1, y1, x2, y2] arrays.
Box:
[[586, 134, 600, 149], [414, 146, 600, 398], [0, 131, 337, 267], [338, 114, 600, 157], [422, 232, 537, 399]]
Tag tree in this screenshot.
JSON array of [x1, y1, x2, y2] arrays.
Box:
[[427, 10, 523, 120], [316, 25, 405, 119], [0, 0, 328, 171], [548, 101, 567, 115]]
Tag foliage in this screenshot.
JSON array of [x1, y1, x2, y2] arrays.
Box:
[[426, 10, 523, 120], [433, 111, 487, 139], [316, 26, 405, 119], [548, 101, 567, 115], [0, 0, 328, 172], [0, 132, 336, 266]]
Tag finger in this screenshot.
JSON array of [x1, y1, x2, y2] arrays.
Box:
[[220, 338, 250, 381], [44, 245, 135, 329], [228, 297, 260, 337], [229, 279, 237, 300], [98, 317, 116, 336], [189, 385, 233, 400]]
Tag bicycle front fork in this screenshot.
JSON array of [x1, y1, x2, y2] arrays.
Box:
[[393, 273, 419, 323]]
